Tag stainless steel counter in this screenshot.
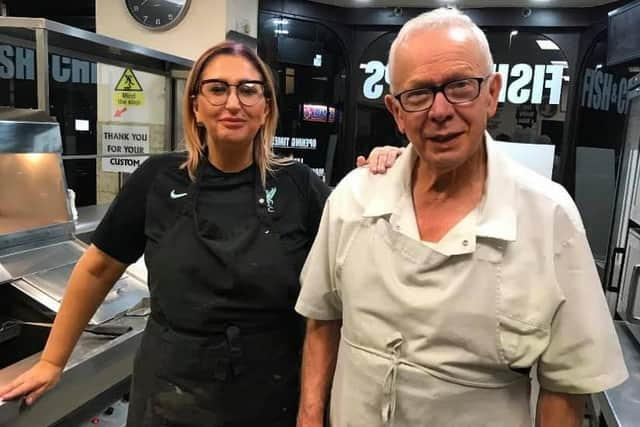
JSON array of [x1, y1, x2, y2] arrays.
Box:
[[596, 321, 640, 427], [0, 315, 146, 426], [74, 204, 111, 238], [0, 201, 148, 426]]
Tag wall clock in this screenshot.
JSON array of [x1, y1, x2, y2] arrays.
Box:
[[124, 0, 191, 31]]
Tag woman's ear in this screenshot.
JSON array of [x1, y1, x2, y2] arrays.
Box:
[[192, 95, 202, 123], [260, 100, 270, 126]]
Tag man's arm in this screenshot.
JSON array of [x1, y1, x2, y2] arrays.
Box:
[[536, 389, 585, 427], [297, 319, 341, 427]]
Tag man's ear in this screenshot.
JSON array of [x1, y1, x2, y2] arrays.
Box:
[[486, 73, 502, 119], [384, 94, 405, 135]]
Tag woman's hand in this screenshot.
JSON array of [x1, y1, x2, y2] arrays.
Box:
[[0, 359, 63, 405], [356, 146, 405, 174]]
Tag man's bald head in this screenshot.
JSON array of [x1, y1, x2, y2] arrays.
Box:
[[387, 8, 494, 93]]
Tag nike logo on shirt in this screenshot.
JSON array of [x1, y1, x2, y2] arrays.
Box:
[[170, 190, 188, 199]]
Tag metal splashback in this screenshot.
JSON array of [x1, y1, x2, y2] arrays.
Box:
[[0, 111, 148, 324], [0, 111, 73, 256]]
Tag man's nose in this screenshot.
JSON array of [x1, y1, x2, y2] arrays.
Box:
[[428, 91, 455, 122]]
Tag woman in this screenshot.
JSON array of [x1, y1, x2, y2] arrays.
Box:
[[0, 42, 329, 427]]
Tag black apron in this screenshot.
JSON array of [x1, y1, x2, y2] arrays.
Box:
[[126, 161, 302, 427]]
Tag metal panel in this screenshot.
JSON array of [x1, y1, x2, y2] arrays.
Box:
[[626, 96, 640, 226], [0, 241, 84, 281], [34, 28, 49, 114], [0, 225, 73, 258], [0, 120, 62, 153], [20, 269, 148, 325], [618, 228, 640, 322], [0, 17, 192, 70]]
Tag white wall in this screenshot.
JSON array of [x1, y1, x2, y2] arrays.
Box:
[[95, 0, 230, 61], [226, 0, 259, 38]]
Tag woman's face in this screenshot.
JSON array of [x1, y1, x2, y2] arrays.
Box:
[[192, 54, 269, 148]]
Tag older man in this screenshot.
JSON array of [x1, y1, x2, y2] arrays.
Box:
[[295, 7, 628, 427]]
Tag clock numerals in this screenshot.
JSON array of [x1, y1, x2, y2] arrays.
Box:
[[127, 0, 189, 30]]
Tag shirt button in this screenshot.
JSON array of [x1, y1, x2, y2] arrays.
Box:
[[258, 198, 265, 204], [462, 239, 469, 247]]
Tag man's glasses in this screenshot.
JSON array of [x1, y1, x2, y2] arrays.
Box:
[[394, 76, 490, 112], [196, 79, 266, 107]]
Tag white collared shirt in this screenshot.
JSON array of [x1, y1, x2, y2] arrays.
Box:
[[296, 133, 627, 425]]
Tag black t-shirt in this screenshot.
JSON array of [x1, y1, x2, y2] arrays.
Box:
[[92, 153, 330, 332]]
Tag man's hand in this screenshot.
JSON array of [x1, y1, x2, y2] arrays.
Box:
[[356, 146, 405, 174]]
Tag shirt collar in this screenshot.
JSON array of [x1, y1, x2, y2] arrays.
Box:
[[361, 131, 517, 242]]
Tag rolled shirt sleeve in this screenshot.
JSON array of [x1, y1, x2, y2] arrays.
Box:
[[537, 227, 629, 393], [295, 194, 343, 320]]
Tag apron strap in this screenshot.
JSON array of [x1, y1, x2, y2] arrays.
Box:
[[381, 332, 404, 427], [226, 325, 245, 376]]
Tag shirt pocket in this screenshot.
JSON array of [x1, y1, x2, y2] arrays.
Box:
[[493, 247, 564, 368]]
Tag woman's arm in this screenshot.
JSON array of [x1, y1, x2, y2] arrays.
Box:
[[0, 245, 127, 405]]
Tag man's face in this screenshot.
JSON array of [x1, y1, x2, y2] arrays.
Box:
[[384, 27, 502, 173]]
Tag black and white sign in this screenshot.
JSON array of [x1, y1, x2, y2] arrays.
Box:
[[102, 125, 149, 173]]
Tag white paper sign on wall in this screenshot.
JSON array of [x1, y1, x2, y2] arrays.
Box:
[[102, 124, 150, 173]]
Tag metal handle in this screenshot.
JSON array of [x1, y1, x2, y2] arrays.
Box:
[[628, 264, 640, 324], [606, 247, 625, 292]]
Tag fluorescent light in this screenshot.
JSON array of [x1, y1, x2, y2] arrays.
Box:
[[510, 30, 518, 37], [274, 29, 289, 35], [563, 76, 570, 81], [551, 60, 568, 67], [536, 39, 560, 50], [595, 63, 603, 70], [272, 18, 289, 25], [75, 119, 89, 131]]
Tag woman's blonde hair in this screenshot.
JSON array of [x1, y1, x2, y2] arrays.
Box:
[[182, 41, 289, 186]]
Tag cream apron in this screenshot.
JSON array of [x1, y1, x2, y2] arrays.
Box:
[[329, 209, 532, 427]]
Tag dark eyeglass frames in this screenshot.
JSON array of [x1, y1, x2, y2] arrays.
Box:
[[195, 79, 267, 107], [394, 76, 491, 112]]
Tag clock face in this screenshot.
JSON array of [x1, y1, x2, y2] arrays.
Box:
[[125, 0, 191, 31]]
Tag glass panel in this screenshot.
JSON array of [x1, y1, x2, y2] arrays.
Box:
[[0, 153, 68, 234], [355, 32, 405, 159], [94, 63, 169, 204], [486, 31, 570, 182], [48, 58, 170, 206], [258, 13, 347, 184], [63, 158, 97, 207], [574, 34, 637, 280], [0, 37, 37, 109]]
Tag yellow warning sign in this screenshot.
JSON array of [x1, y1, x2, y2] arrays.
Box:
[[114, 68, 145, 107], [115, 68, 143, 91]]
